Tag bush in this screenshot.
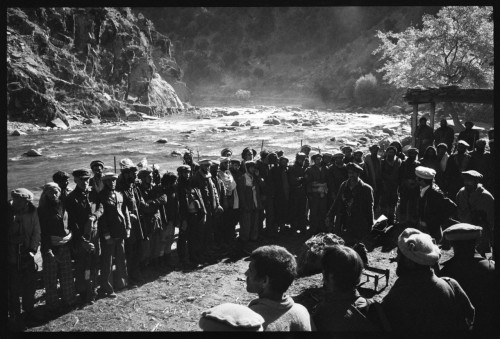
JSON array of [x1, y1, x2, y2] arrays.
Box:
[[354, 73, 379, 107]]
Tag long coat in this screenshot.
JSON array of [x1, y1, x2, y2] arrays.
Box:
[[237, 173, 263, 212]]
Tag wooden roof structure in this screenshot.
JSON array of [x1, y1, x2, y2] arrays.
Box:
[[402, 86, 494, 146]]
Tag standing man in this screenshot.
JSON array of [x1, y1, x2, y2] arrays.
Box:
[[434, 119, 455, 153], [300, 145, 312, 168], [305, 154, 328, 235], [469, 139, 491, 182], [458, 121, 480, 151], [89, 160, 105, 198], [327, 153, 348, 209], [415, 166, 457, 243], [363, 144, 382, 211], [352, 150, 365, 167], [414, 117, 434, 156], [379, 146, 402, 225], [455, 170, 494, 257], [218, 157, 239, 249], [8, 188, 41, 324], [245, 245, 312, 331], [271, 156, 290, 233], [66, 169, 103, 305], [439, 224, 496, 333], [191, 159, 223, 261], [288, 153, 308, 234], [435, 143, 450, 192], [398, 148, 420, 224], [183, 151, 199, 176], [381, 228, 475, 331], [237, 161, 262, 251], [341, 146, 354, 165], [97, 172, 130, 298], [445, 140, 471, 201], [326, 163, 374, 258]]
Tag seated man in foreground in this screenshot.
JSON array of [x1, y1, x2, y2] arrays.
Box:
[[245, 245, 313, 331]]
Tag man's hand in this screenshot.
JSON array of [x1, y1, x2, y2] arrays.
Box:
[[126, 228, 131, 239], [215, 206, 224, 215], [82, 241, 95, 253], [129, 213, 138, 221]]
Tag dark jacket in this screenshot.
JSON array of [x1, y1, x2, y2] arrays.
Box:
[[434, 125, 455, 150], [417, 184, 457, 241], [38, 201, 69, 254], [237, 172, 263, 212], [65, 186, 103, 244], [190, 170, 221, 213], [177, 178, 206, 221], [97, 188, 131, 239], [8, 201, 41, 265]]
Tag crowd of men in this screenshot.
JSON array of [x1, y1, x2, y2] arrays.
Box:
[[8, 118, 495, 332]]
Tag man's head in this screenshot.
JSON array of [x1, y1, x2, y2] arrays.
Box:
[[385, 146, 397, 161], [295, 152, 306, 166], [322, 152, 333, 165], [267, 152, 278, 166], [219, 157, 230, 171], [242, 148, 254, 161], [72, 168, 91, 191], [221, 148, 233, 158], [279, 156, 289, 168], [161, 172, 178, 188], [102, 172, 118, 190], [407, 147, 419, 161], [245, 161, 257, 175], [396, 228, 440, 276], [120, 158, 138, 183], [464, 121, 474, 130], [342, 146, 353, 158], [346, 162, 363, 184], [440, 119, 447, 128], [41, 182, 61, 206], [456, 140, 469, 154], [52, 171, 70, 190], [321, 245, 363, 293], [312, 153, 322, 167], [436, 144, 448, 157], [10, 188, 34, 211], [389, 141, 402, 153], [90, 160, 104, 178], [461, 170, 482, 193], [300, 145, 312, 156], [415, 166, 435, 188], [230, 159, 241, 171], [177, 165, 191, 180], [353, 150, 363, 163], [199, 159, 212, 174], [369, 144, 380, 156], [475, 138, 487, 153], [183, 151, 194, 165], [333, 153, 344, 166], [137, 168, 153, 187], [419, 117, 427, 126], [245, 245, 297, 297], [423, 146, 437, 159], [210, 160, 220, 177], [443, 223, 482, 256]]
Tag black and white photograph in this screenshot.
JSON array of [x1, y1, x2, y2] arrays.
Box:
[[6, 6, 495, 333]]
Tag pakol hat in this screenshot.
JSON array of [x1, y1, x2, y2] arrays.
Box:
[[398, 228, 441, 266], [199, 159, 212, 166], [43, 182, 60, 193], [219, 157, 230, 163], [221, 148, 232, 157], [369, 144, 380, 151], [461, 170, 483, 180], [177, 165, 191, 173], [280, 156, 289, 162], [199, 303, 264, 331], [464, 121, 474, 127], [311, 153, 323, 160], [120, 158, 137, 170], [295, 152, 307, 158], [341, 146, 353, 152], [300, 145, 312, 152], [211, 160, 220, 166], [353, 150, 364, 156], [11, 188, 34, 201], [457, 140, 470, 147], [407, 147, 419, 155], [245, 160, 256, 168], [443, 223, 482, 242], [346, 162, 363, 173], [436, 143, 448, 150], [137, 168, 153, 180], [415, 166, 436, 180], [90, 160, 104, 169], [72, 168, 92, 179], [322, 152, 333, 158], [333, 152, 345, 159], [102, 172, 118, 180], [230, 159, 241, 165]]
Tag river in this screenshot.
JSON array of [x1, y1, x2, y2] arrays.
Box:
[[7, 106, 406, 204]]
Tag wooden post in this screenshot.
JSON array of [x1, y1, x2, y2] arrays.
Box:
[[411, 104, 418, 147], [430, 102, 436, 129]]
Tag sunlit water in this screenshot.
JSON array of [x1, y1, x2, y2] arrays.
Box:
[[7, 108, 403, 204]]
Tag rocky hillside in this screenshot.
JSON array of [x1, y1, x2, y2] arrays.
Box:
[[7, 7, 185, 126], [136, 7, 441, 108]]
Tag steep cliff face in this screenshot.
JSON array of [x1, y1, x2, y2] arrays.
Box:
[[7, 7, 184, 125]]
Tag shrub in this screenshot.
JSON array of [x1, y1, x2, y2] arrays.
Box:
[[354, 73, 378, 107]]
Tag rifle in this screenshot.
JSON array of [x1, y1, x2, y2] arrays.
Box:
[[197, 149, 200, 162], [114, 156, 117, 173], [261, 140, 264, 152]]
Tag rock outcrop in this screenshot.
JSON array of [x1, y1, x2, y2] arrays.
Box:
[[7, 7, 184, 125]]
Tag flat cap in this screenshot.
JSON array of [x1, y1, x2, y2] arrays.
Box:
[[346, 162, 363, 173], [280, 156, 289, 162], [369, 144, 380, 151], [43, 182, 60, 193], [322, 152, 333, 158], [457, 140, 470, 147], [464, 121, 474, 126], [443, 223, 482, 242], [295, 152, 307, 158], [199, 303, 264, 331], [332, 152, 345, 159], [72, 168, 92, 179], [137, 168, 153, 180], [199, 159, 212, 166], [102, 172, 118, 180], [436, 143, 448, 150], [300, 145, 312, 152], [120, 158, 137, 170], [177, 165, 191, 173], [311, 153, 323, 160], [407, 147, 419, 155], [90, 160, 104, 169], [221, 148, 233, 157], [230, 159, 241, 165], [461, 170, 483, 180], [398, 228, 441, 266], [341, 146, 353, 152], [353, 150, 364, 156], [245, 160, 256, 167], [219, 157, 230, 163], [211, 160, 220, 166], [415, 166, 436, 180], [11, 188, 34, 201]]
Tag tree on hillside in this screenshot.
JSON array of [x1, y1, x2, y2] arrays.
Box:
[[373, 6, 493, 130]]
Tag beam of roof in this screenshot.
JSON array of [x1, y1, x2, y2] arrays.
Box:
[[403, 86, 493, 105]]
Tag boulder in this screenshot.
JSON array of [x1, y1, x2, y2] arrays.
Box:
[[228, 111, 239, 116], [156, 138, 168, 144], [244, 120, 251, 126], [382, 127, 395, 136], [330, 137, 336, 141], [302, 122, 312, 127], [250, 126, 260, 130], [231, 121, 241, 127], [127, 113, 143, 121], [24, 149, 42, 157], [46, 118, 68, 130], [264, 118, 281, 125], [296, 233, 345, 277], [83, 118, 100, 124], [359, 137, 369, 142], [171, 150, 182, 156], [11, 130, 26, 136]]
